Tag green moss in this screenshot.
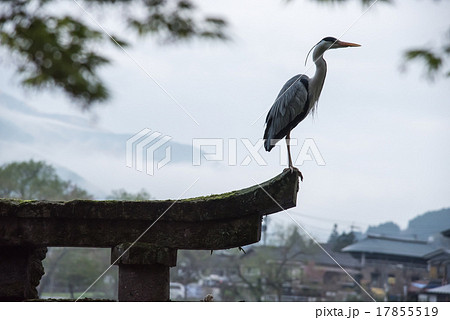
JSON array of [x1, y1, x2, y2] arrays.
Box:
[[0, 198, 38, 205], [181, 190, 240, 202], [178, 179, 271, 202]]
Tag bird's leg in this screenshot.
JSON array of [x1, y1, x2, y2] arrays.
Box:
[[285, 132, 304, 181], [286, 133, 293, 169]]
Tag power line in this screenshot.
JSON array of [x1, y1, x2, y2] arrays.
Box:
[[289, 210, 371, 228]]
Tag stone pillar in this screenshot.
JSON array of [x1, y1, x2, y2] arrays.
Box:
[[112, 243, 177, 302], [0, 246, 47, 301]]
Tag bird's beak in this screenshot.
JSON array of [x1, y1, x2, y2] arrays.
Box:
[[336, 40, 361, 48]]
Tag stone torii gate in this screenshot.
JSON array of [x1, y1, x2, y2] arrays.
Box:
[[0, 170, 300, 301]]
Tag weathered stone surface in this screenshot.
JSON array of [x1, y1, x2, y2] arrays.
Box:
[[0, 246, 47, 301], [112, 244, 176, 302], [0, 170, 300, 301], [0, 170, 299, 250], [0, 170, 298, 221], [112, 243, 177, 267], [118, 264, 170, 302]]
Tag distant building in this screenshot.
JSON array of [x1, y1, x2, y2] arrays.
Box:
[[224, 244, 363, 301], [419, 229, 450, 301], [343, 232, 450, 301], [423, 284, 450, 302], [174, 230, 450, 301], [427, 229, 450, 284]]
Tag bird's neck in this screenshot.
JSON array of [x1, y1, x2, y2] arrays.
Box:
[[309, 51, 327, 108]]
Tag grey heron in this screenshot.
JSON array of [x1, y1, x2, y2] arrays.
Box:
[[263, 37, 360, 180]]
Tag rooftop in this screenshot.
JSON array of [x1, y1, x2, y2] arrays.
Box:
[[342, 234, 439, 259]]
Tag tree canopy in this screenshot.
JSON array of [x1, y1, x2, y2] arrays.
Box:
[[0, 159, 92, 200], [0, 0, 227, 110], [106, 188, 152, 200], [1, 0, 447, 111], [327, 224, 357, 252]]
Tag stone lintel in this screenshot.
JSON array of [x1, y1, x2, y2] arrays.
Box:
[[0, 170, 299, 250]]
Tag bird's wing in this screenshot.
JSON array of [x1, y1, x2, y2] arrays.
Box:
[[264, 74, 310, 151]]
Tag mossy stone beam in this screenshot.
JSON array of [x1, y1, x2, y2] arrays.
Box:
[[0, 169, 299, 250], [0, 169, 300, 301]]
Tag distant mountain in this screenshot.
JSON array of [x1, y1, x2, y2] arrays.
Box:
[[53, 163, 107, 198], [403, 208, 450, 240], [365, 208, 450, 240], [0, 92, 199, 198], [366, 222, 401, 236]]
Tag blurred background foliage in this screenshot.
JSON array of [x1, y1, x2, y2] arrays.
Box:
[[0, 0, 448, 111], [0, 0, 227, 109], [0, 160, 92, 200]]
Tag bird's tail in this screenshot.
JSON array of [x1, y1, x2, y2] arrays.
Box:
[[264, 139, 271, 152], [263, 126, 277, 152]]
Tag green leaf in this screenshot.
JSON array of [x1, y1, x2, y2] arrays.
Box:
[[0, 0, 227, 111]]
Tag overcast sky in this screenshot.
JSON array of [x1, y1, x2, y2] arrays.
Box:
[[1, 0, 449, 241]]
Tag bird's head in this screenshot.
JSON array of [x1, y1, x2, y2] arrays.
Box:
[[321, 37, 361, 50], [305, 37, 360, 65]]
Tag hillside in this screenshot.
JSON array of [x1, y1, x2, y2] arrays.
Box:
[[366, 208, 450, 240], [403, 208, 450, 240]]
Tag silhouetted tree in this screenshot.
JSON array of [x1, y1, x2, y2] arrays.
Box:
[[327, 224, 356, 251], [235, 226, 315, 301], [333, 231, 356, 252], [0, 0, 227, 109], [0, 160, 92, 200], [40, 248, 116, 299], [328, 223, 339, 245], [107, 188, 152, 200], [2, 1, 447, 113]]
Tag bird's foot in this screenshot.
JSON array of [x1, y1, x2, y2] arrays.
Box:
[[283, 166, 303, 181]]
